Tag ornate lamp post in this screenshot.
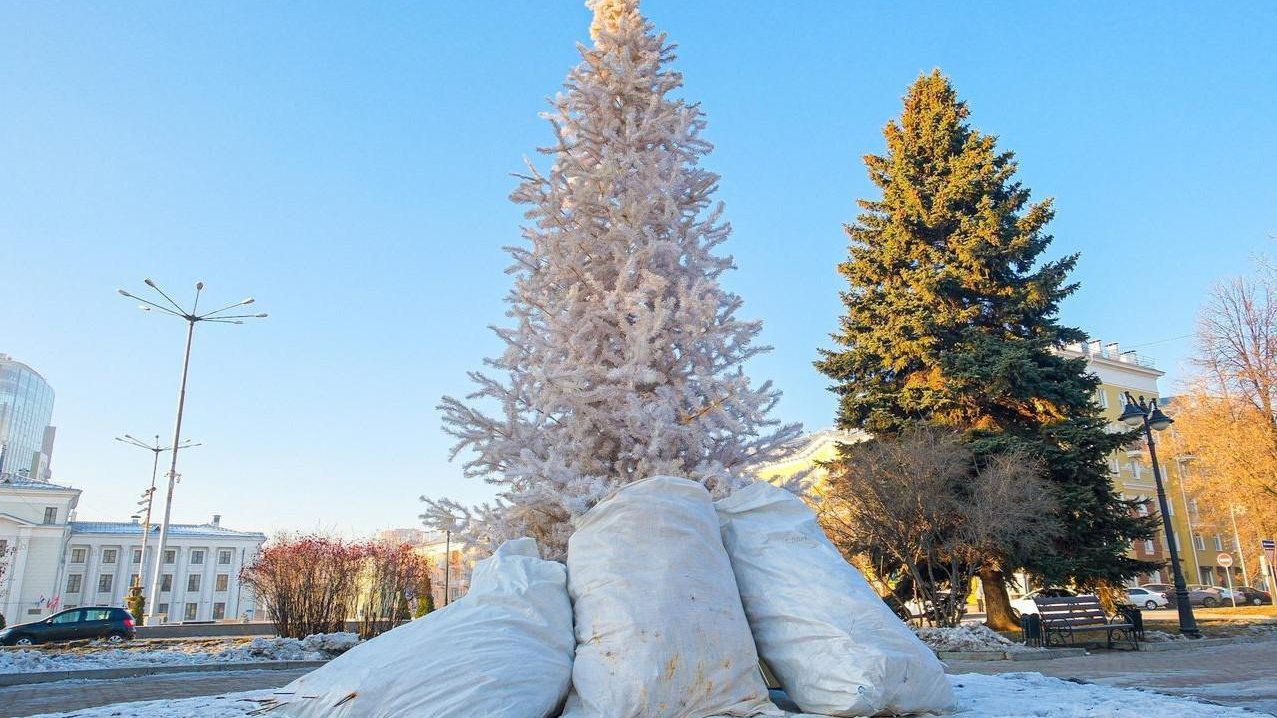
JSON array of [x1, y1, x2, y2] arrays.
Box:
[[1118, 392, 1200, 638], [118, 279, 265, 621]]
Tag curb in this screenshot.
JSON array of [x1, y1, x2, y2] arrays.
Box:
[[1006, 648, 1087, 661], [936, 647, 1086, 662], [1137, 636, 1258, 652], [0, 660, 327, 687]]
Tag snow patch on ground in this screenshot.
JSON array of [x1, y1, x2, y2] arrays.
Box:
[[1141, 629, 1186, 642], [0, 632, 359, 674], [915, 624, 1041, 653], [17, 673, 1254, 717]]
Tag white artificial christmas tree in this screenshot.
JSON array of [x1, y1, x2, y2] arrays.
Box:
[[424, 0, 801, 558]]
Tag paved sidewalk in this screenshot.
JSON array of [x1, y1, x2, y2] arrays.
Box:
[[947, 636, 1277, 715], [0, 668, 309, 717]]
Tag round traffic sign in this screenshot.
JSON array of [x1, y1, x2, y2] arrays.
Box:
[[1217, 552, 1233, 567]]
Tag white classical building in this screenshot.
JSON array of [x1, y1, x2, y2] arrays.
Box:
[[0, 478, 81, 623], [1, 477, 265, 624], [65, 516, 266, 623]]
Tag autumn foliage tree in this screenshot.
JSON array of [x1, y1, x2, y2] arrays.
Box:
[[1164, 261, 1277, 584], [354, 542, 432, 638], [242, 535, 430, 639]]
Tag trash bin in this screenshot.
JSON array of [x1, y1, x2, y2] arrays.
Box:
[[1117, 605, 1144, 640], [1020, 612, 1042, 647]]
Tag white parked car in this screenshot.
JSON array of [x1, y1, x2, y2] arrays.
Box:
[[1123, 587, 1168, 610]]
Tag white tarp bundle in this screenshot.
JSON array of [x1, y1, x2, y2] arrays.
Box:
[[716, 481, 955, 716], [274, 538, 574, 718], [560, 476, 781, 718]]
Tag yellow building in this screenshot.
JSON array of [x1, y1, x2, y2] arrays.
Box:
[[1051, 340, 1235, 591]]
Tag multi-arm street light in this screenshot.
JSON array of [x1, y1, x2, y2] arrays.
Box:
[[1118, 392, 1201, 638], [114, 434, 200, 604], [118, 279, 265, 621]]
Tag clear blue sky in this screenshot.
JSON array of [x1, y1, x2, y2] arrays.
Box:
[[2, 2, 1274, 537]]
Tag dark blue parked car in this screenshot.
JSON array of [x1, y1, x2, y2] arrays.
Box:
[[0, 606, 136, 646]]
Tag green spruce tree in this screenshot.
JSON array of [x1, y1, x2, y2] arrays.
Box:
[[816, 70, 1158, 629]]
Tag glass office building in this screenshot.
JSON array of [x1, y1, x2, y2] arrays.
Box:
[[0, 354, 56, 482]]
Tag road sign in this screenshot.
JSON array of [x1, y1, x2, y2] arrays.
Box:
[[1217, 552, 1233, 567]]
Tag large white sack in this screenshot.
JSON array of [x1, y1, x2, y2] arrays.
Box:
[[275, 538, 574, 718], [561, 476, 780, 718], [716, 481, 955, 716]]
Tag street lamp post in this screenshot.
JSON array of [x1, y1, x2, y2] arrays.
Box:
[[118, 279, 265, 622], [114, 434, 200, 604], [1118, 392, 1201, 639]]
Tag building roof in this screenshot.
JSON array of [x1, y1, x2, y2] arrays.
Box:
[[69, 521, 267, 541], [0, 478, 79, 493]]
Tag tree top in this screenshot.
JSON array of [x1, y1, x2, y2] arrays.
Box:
[[588, 0, 641, 43]]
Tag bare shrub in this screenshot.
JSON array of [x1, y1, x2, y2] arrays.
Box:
[[819, 428, 1059, 627]]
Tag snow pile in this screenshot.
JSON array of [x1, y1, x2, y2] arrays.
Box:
[[1141, 630, 1187, 643], [0, 633, 360, 674], [219, 633, 360, 662], [915, 624, 1041, 653], [19, 673, 1259, 718]]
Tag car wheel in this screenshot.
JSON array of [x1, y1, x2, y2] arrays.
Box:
[[104, 632, 126, 644], [1203, 597, 1219, 608], [1252, 597, 1263, 606], [14, 635, 35, 646], [1145, 600, 1159, 610]]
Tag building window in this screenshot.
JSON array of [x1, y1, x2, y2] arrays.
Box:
[[1136, 502, 1150, 517], [43, 507, 57, 524], [187, 574, 201, 592], [1213, 535, 1224, 551], [161, 574, 173, 592], [129, 573, 139, 587], [132, 549, 142, 564], [164, 549, 176, 564], [158, 603, 169, 616], [1108, 458, 1120, 475], [217, 549, 233, 565], [71, 548, 87, 563], [102, 549, 118, 564], [1193, 534, 1206, 551], [215, 574, 229, 592], [1143, 540, 1156, 554], [1096, 389, 1109, 408], [184, 603, 198, 621], [213, 602, 226, 620], [190, 550, 205, 565], [98, 574, 114, 593], [66, 574, 83, 593]]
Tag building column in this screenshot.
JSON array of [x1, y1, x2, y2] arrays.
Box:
[[3, 530, 32, 619]]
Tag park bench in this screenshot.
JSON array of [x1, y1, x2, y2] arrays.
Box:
[[1034, 595, 1139, 650]]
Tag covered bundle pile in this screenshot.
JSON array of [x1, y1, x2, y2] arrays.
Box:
[[274, 477, 953, 718]]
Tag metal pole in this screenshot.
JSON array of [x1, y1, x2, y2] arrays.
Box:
[[147, 318, 196, 622], [137, 445, 161, 589], [443, 530, 451, 607], [1229, 504, 1250, 586], [1145, 419, 1201, 638], [1174, 458, 1202, 584], [1224, 564, 1236, 608]]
